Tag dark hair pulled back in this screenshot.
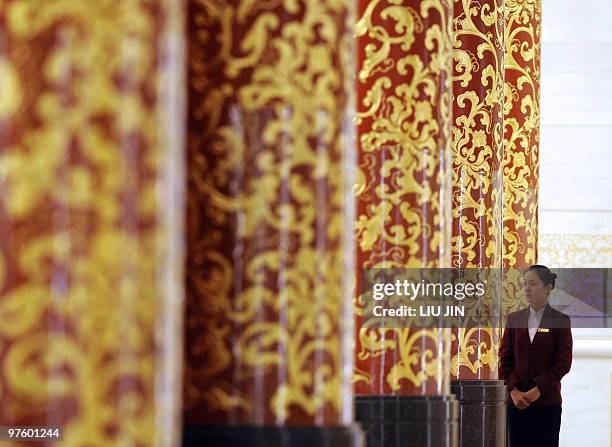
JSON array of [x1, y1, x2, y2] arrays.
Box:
[[525, 264, 557, 289]]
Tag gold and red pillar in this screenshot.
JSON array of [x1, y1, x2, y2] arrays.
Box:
[[0, 1, 185, 446], [353, 1, 458, 446], [449, 0, 507, 445], [503, 0, 541, 272], [502, 1, 542, 357], [183, 1, 362, 445]]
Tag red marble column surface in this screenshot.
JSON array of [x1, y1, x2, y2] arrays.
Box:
[[184, 0, 356, 426], [354, 0, 454, 397], [449, 0, 504, 380], [0, 1, 185, 446], [501, 0, 541, 317], [503, 0, 541, 270]]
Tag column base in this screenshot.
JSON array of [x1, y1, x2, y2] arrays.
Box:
[[183, 424, 364, 447], [450, 379, 507, 447], [355, 395, 459, 447]]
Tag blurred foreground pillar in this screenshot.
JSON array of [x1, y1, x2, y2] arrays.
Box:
[[0, 1, 186, 446], [183, 1, 362, 446]]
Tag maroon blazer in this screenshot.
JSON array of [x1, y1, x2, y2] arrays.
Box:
[[499, 303, 573, 406]]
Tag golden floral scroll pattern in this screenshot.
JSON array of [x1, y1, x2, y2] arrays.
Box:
[[449, 0, 504, 380], [185, 0, 354, 425], [503, 0, 541, 268], [539, 235, 612, 268], [354, 0, 453, 395], [0, 1, 184, 446]]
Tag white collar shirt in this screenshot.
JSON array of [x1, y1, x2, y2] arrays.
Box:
[[528, 305, 546, 342]]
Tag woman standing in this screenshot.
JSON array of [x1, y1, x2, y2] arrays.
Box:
[[499, 265, 573, 447]]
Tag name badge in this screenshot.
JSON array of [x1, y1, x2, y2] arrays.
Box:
[[537, 328, 550, 333]]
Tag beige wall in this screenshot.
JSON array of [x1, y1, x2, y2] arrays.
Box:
[[538, 1, 612, 445], [539, 0, 612, 242]]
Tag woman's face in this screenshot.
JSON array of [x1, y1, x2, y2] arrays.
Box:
[[522, 270, 552, 308]]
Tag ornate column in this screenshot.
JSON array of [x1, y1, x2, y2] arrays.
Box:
[[354, 1, 458, 446], [501, 4, 542, 393], [492, 4, 541, 445], [503, 0, 541, 271], [449, 1, 506, 445], [0, 1, 185, 446], [183, 1, 362, 446]]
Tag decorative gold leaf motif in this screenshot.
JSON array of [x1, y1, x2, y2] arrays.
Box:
[[185, 0, 355, 425], [449, 0, 504, 379], [355, 0, 453, 394], [503, 0, 541, 268], [0, 0, 184, 444]]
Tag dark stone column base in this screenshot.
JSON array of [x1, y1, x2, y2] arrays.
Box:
[[451, 379, 507, 447], [183, 424, 364, 447], [355, 395, 459, 447]]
